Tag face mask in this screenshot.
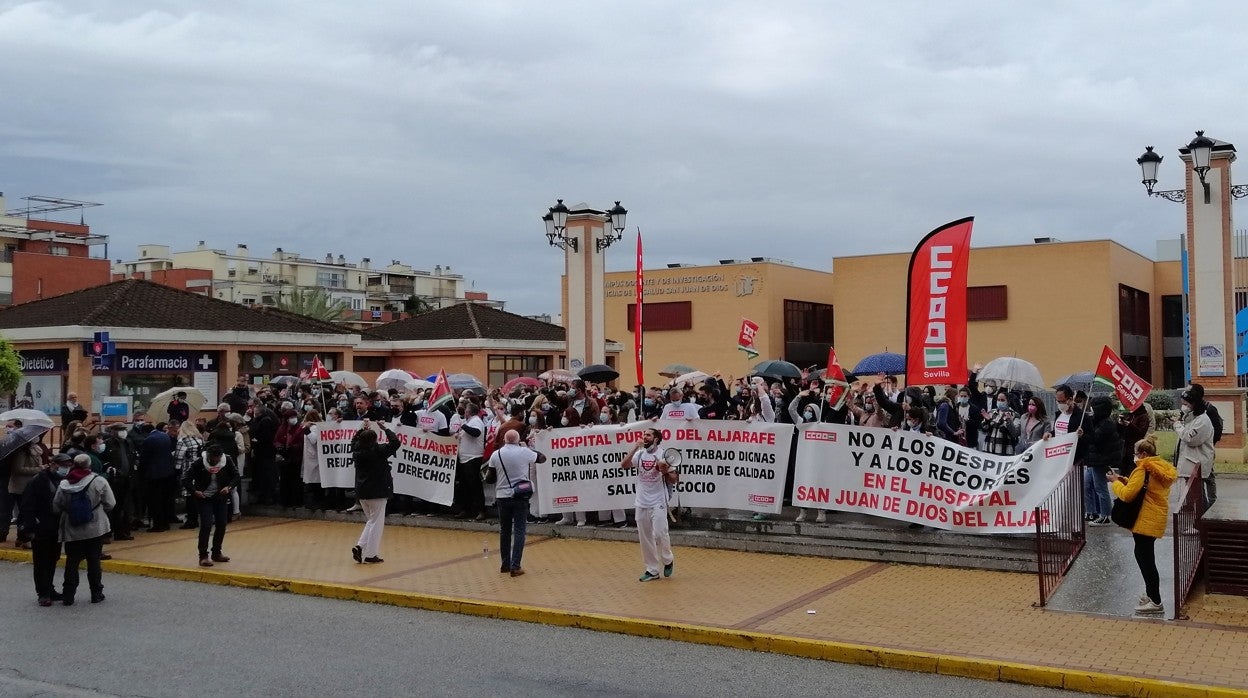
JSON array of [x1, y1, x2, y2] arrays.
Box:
[[1027, 405, 1037, 415], [804, 411, 816, 422], [287, 417, 298, 425], [117, 430, 128, 439], [134, 421, 146, 428], [864, 404, 875, 413], [55, 466, 70, 477], [244, 415, 251, 422], [908, 420, 920, 429], [338, 401, 349, 408], [599, 413, 610, 424], [644, 399, 654, 407], [957, 397, 969, 405], [1180, 404, 1191, 414], [528, 416, 538, 426], [1057, 402, 1070, 413], [560, 417, 569, 426], [996, 401, 1008, 410], [93, 443, 106, 453]]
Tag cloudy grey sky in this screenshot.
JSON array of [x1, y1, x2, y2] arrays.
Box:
[[1, 1, 1244, 314]]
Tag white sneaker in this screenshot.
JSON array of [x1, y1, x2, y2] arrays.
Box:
[[575, 521, 587, 527], [794, 511, 806, 523], [1134, 599, 1164, 614], [815, 511, 827, 524], [555, 518, 573, 526]]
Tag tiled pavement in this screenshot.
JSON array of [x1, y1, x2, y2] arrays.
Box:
[[3, 517, 1246, 697]]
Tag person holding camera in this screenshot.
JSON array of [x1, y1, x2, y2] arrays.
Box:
[[350, 420, 400, 564], [486, 429, 545, 577], [625, 428, 678, 582], [979, 389, 1019, 455]]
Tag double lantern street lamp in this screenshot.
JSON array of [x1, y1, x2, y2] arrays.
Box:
[[1137, 130, 1248, 205], [541, 199, 628, 253]]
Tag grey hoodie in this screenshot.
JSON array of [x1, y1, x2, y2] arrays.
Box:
[[53, 472, 115, 542]]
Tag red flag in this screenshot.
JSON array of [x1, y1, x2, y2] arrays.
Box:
[[428, 369, 453, 410], [737, 318, 760, 359], [905, 217, 973, 386], [1094, 345, 1152, 411], [310, 355, 331, 381], [634, 231, 644, 385], [824, 347, 849, 410]]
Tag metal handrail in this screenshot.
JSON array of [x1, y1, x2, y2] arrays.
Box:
[[1172, 464, 1205, 620], [1035, 464, 1087, 606]]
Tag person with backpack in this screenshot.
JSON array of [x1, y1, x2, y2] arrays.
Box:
[[52, 454, 115, 605], [1176, 386, 1216, 512], [18, 453, 72, 606], [1187, 383, 1221, 509], [183, 443, 240, 567]]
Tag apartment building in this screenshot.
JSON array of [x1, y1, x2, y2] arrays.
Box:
[[0, 192, 111, 306]]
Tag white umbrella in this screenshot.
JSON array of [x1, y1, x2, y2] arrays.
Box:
[[376, 369, 414, 391], [0, 408, 55, 429], [539, 369, 577, 384], [147, 386, 207, 420], [329, 370, 369, 388], [978, 357, 1044, 390], [668, 370, 711, 388], [404, 379, 434, 393]]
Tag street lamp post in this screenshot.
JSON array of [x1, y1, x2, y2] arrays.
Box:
[[1137, 131, 1246, 458], [541, 198, 628, 374]]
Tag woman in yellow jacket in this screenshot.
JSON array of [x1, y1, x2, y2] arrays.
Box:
[[1107, 434, 1177, 615]]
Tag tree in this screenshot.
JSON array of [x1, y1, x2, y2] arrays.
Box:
[[276, 289, 350, 323], [405, 294, 434, 314], [0, 336, 22, 395]]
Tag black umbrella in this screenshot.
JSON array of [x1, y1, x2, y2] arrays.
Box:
[[751, 359, 802, 380], [577, 364, 620, 383], [0, 424, 51, 462]]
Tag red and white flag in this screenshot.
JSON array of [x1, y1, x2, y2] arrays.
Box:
[[309, 355, 331, 381], [823, 347, 849, 410], [1093, 345, 1152, 412], [737, 318, 760, 359], [906, 217, 973, 386], [428, 369, 453, 410]]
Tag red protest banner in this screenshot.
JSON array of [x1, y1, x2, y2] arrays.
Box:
[[905, 217, 973, 386], [824, 347, 848, 410], [1093, 345, 1152, 411], [737, 318, 760, 359]]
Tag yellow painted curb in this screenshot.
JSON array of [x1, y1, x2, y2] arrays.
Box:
[[2, 550, 1245, 697]]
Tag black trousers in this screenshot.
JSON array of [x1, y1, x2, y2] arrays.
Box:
[[109, 477, 131, 537], [63, 536, 105, 596], [1133, 533, 1161, 604], [253, 447, 278, 503], [454, 457, 485, 517], [148, 475, 178, 529], [31, 537, 62, 599], [196, 496, 229, 558], [279, 456, 303, 507]]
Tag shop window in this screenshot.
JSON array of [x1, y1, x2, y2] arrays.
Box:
[[1118, 284, 1151, 381], [967, 286, 1007, 320], [626, 301, 691, 332]]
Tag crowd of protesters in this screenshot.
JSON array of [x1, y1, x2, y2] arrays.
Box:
[[1, 364, 1219, 605]]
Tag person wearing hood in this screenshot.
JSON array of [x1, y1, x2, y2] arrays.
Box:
[[789, 396, 826, 524], [1079, 396, 1123, 525], [183, 443, 240, 567], [18, 452, 72, 606], [1175, 385, 1215, 511], [52, 454, 115, 605], [1107, 434, 1177, 615]]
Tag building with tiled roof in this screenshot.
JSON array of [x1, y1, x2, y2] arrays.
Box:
[[0, 279, 618, 419]]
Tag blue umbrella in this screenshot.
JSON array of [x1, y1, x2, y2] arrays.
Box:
[[852, 352, 906, 375]]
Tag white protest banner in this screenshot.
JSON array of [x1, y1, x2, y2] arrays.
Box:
[[792, 425, 1076, 533], [390, 425, 457, 505], [316, 421, 364, 488], [533, 420, 793, 515]]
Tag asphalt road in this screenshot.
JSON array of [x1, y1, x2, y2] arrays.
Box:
[[0, 561, 1087, 697]]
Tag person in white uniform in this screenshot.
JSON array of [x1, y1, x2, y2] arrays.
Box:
[[625, 427, 677, 582]]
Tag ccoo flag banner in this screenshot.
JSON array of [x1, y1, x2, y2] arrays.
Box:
[[1093, 345, 1153, 412], [792, 424, 1076, 533], [905, 217, 973, 386], [737, 318, 760, 359], [532, 420, 793, 515]]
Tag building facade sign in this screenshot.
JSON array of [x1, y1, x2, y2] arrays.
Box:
[[112, 350, 218, 373], [18, 349, 69, 373]]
